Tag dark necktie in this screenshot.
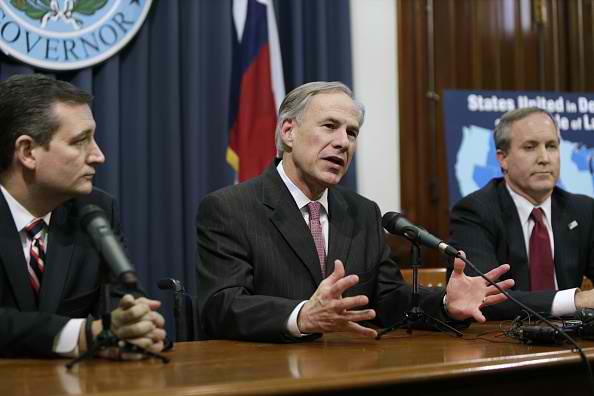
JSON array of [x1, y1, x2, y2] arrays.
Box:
[[307, 202, 326, 278], [25, 219, 46, 296], [529, 208, 555, 291]]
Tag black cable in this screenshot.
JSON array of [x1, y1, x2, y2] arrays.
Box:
[[458, 253, 594, 395]]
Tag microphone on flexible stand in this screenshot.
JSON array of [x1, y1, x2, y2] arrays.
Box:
[[158, 278, 184, 293], [377, 212, 463, 338], [381, 211, 594, 393], [66, 204, 169, 369], [79, 204, 138, 289], [382, 211, 458, 257], [158, 278, 193, 342]]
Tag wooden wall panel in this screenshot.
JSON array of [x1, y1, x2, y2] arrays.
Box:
[[396, 0, 594, 267]]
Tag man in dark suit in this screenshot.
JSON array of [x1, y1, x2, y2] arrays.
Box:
[[0, 74, 166, 357], [197, 81, 514, 342], [449, 107, 594, 320]]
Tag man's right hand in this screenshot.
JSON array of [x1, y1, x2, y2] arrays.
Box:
[[297, 260, 377, 337]]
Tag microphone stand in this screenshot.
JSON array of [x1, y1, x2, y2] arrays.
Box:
[[158, 278, 193, 342], [376, 241, 463, 339], [66, 276, 170, 369]]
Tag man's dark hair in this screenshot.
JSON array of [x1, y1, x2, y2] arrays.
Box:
[[0, 74, 93, 172]]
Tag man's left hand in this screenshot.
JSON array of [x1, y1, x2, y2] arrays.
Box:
[[446, 252, 515, 322]]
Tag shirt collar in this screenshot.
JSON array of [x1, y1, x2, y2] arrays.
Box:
[[506, 182, 552, 226], [0, 185, 51, 232], [276, 161, 329, 215]]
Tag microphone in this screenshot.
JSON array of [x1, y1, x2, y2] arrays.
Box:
[[79, 204, 138, 287], [382, 212, 459, 257], [158, 278, 191, 342], [381, 213, 594, 390], [157, 278, 185, 293]]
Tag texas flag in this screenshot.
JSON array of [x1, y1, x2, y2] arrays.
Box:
[[227, 0, 285, 181]]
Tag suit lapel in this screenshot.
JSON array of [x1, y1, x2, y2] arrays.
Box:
[[39, 202, 75, 313], [551, 190, 578, 289], [0, 192, 37, 311], [261, 165, 324, 284], [497, 181, 531, 288], [327, 189, 353, 276]]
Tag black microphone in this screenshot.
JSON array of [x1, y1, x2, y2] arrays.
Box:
[[382, 213, 594, 391], [157, 278, 191, 342], [157, 278, 185, 293], [382, 211, 459, 257], [79, 204, 138, 287]]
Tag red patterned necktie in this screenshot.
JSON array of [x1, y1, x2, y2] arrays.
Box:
[[307, 202, 327, 278], [529, 208, 555, 291], [25, 219, 46, 296]]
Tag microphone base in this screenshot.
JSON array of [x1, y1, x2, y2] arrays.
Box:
[[65, 313, 170, 369], [377, 241, 463, 340], [376, 307, 463, 339]]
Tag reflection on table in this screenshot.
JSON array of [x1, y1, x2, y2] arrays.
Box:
[[1, 322, 592, 396]]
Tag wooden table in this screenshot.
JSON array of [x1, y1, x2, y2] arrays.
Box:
[[1, 323, 593, 396]]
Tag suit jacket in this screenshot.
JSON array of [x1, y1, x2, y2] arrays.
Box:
[[0, 188, 121, 357], [448, 178, 594, 319], [196, 163, 446, 342]]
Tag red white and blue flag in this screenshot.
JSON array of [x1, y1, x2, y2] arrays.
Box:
[[228, 0, 285, 181]]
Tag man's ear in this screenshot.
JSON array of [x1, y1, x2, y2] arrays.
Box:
[[280, 119, 296, 149], [14, 135, 38, 171], [496, 148, 508, 174]]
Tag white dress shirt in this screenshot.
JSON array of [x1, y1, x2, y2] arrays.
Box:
[[506, 184, 577, 316], [0, 185, 83, 356], [276, 162, 330, 336]]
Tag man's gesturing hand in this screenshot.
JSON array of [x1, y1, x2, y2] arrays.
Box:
[[446, 252, 514, 322], [297, 260, 377, 337]]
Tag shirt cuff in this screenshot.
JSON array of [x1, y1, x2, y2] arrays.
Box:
[[551, 288, 578, 317], [286, 300, 309, 337], [53, 319, 85, 357]]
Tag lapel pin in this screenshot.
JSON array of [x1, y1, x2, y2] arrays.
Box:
[[568, 220, 578, 230]]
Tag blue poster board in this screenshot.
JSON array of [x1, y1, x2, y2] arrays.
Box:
[[443, 90, 594, 206]]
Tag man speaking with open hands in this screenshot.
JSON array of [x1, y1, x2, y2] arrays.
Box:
[[196, 81, 513, 341]]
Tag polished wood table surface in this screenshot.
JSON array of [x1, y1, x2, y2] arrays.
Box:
[[2, 323, 593, 396]]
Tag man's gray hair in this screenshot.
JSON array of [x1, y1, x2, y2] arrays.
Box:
[[494, 106, 559, 152], [274, 81, 365, 155]]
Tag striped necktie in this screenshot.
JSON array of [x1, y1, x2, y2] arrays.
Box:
[[25, 219, 46, 297]]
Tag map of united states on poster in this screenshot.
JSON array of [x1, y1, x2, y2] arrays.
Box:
[[444, 90, 594, 206]]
